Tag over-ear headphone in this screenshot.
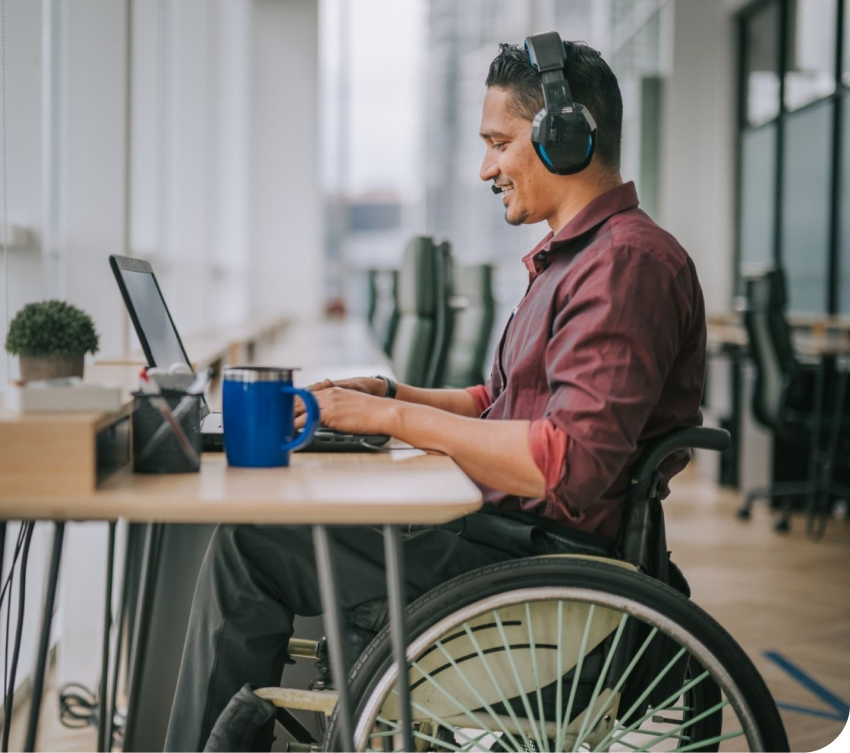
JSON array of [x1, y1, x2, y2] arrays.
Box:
[[524, 31, 597, 175]]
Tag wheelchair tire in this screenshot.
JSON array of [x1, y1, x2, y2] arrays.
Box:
[[325, 557, 788, 752]]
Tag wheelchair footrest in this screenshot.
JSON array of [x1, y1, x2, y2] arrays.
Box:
[[254, 687, 338, 715]]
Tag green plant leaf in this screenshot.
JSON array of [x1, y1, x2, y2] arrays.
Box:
[[5, 300, 100, 357]]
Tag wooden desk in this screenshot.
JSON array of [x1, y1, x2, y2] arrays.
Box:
[[0, 451, 482, 526], [0, 317, 475, 752]]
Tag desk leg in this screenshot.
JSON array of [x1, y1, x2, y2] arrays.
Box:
[[24, 522, 65, 753], [97, 521, 117, 753], [383, 525, 413, 753], [809, 362, 850, 538], [801, 360, 828, 531], [123, 523, 164, 751], [312, 526, 354, 752], [107, 523, 138, 751]]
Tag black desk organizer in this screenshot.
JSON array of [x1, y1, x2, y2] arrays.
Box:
[[132, 391, 202, 473]]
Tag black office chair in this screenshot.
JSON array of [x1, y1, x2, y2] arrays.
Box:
[[441, 263, 496, 388], [423, 241, 454, 388], [389, 237, 439, 387], [366, 268, 399, 357], [736, 268, 850, 536]]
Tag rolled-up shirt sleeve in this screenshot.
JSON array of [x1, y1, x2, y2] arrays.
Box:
[[465, 383, 494, 416], [528, 248, 691, 523]]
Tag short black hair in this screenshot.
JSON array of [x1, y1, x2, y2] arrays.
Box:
[[485, 41, 623, 171]]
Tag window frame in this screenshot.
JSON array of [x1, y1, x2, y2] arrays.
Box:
[[735, 0, 846, 314]]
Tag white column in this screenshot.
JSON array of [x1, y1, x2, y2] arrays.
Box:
[[249, 0, 322, 322], [659, 0, 736, 314]]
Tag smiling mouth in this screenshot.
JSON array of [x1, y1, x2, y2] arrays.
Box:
[[499, 187, 514, 200]]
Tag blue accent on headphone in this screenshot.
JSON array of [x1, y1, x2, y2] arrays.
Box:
[[538, 145, 555, 168], [586, 135, 593, 159]]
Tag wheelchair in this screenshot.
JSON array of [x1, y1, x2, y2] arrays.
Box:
[[258, 427, 790, 752]]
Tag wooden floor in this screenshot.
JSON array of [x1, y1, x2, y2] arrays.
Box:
[[5, 466, 850, 751]]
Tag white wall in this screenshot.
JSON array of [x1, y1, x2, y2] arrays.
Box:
[[658, 0, 737, 315]]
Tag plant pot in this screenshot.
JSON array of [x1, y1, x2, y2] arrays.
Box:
[[18, 354, 85, 382]]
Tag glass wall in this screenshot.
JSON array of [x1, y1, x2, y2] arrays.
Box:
[[737, 0, 847, 315], [739, 125, 778, 268], [780, 101, 833, 310], [840, 93, 850, 313]]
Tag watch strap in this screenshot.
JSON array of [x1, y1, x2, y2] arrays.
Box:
[[373, 375, 397, 399]]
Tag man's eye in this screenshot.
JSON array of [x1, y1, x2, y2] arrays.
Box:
[[492, 142, 505, 150]]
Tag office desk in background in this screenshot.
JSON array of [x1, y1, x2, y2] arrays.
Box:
[[705, 316, 850, 494], [0, 317, 480, 752]]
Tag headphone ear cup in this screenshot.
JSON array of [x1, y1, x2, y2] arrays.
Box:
[[531, 103, 597, 175]]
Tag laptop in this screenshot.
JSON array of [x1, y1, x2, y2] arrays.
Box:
[[109, 254, 390, 452]]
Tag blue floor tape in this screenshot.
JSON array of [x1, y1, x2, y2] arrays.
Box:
[[764, 650, 850, 722]]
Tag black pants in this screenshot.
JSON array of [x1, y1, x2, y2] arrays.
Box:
[[163, 517, 545, 752]]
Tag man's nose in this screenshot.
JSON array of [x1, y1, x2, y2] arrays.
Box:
[[480, 154, 499, 183]]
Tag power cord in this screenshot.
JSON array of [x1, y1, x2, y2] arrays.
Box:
[[56, 683, 126, 742], [0, 522, 34, 753]]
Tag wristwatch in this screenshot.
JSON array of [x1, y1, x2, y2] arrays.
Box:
[[372, 375, 398, 399]]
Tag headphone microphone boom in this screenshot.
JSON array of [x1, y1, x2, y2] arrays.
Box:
[[491, 185, 503, 194], [524, 31, 597, 176]]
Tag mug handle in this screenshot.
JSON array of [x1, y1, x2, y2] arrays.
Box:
[[280, 386, 320, 452]]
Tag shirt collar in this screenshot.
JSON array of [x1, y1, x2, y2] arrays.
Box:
[[522, 181, 640, 276]]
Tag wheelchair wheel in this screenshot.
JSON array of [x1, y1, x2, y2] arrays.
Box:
[[325, 557, 788, 752]]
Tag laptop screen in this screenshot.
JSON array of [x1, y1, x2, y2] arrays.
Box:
[[117, 268, 192, 370]]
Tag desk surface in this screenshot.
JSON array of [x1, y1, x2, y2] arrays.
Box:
[[0, 318, 483, 526], [0, 451, 483, 525], [707, 321, 850, 357]]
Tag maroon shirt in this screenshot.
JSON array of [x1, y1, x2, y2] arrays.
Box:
[[467, 182, 706, 539]]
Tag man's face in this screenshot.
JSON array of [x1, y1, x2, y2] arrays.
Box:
[[479, 86, 559, 226]]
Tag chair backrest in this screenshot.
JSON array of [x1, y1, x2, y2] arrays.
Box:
[[423, 241, 455, 388], [442, 264, 496, 388], [619, 426, 730, 574], [741, 268, 801, 429], [390, 237, 439, 387], [366, 268, 399, 356]]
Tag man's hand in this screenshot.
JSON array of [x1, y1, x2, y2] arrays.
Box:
[[294, 376, 387, 417], [294, 385, 397, 436]]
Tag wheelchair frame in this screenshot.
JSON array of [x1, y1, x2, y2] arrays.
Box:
[[256, 426, 789, 753]]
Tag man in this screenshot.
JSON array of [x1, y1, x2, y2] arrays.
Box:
[[165, 39, 705, 751]]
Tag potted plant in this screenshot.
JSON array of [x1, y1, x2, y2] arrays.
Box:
[[5, 300, 100, 382]]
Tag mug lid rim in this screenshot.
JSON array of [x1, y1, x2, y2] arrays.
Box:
[[224, 366, 299, 382]]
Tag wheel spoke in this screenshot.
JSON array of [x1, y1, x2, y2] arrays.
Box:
[[429, 635, 525, 748], [462, 623, 532, 749], [406, 660, 518, 750], [525, 602, 550, 753], [556, 603, 596, 752], [492, 609, 546, 751], [626, 698, 730, 752], [571, 612, 629, 751]]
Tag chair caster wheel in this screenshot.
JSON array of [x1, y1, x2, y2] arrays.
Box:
[[774, 518, 790, 533], [736, 508, 751, 520]]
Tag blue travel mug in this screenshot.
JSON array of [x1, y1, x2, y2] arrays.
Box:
[[222, 367, 320, 468]]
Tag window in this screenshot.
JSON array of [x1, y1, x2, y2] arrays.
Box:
[[737, 0, 846, 315], [839, 94, 850, 313], [780, 101, 833, 310], [739, 125, 778, 268], [743, 1, 782, 127], [785, 0, 837, 111]]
